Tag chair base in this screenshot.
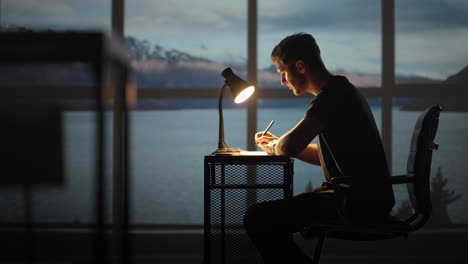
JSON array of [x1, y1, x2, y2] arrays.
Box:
[[312, 232, 327, 264]]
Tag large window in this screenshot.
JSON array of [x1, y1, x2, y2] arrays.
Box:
[[1, 0, 467, 228]]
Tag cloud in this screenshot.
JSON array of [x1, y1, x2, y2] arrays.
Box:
[[125, 0, 246, 38], [259, 0, 468, 34], [2, 0, 110, 30], [395, 26, 468, 77], [258, 0, 467, 79], [259, 0, 381, 33], [3, 0, 466, 80], [396, 0, 468, 32], [4, 0, 466, 35], [4, 0, 74, 17]]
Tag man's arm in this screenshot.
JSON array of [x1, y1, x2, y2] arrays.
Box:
[[258, 139, 320, 166], [296, 144, 321, 166], [274, 116, 322, 158], [255, 116, 322, 165]]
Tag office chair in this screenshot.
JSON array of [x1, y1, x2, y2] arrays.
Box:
[[301, 105, 442, 264]]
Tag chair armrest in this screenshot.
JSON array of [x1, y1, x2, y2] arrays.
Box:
[[330, 176, 353, 185], [331, 175, 415, 186]]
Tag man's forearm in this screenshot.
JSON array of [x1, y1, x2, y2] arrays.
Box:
[[272, 117, 322, 157], [274, 133, 308, 157], [296, 144, 321, 166], [272, 139, 320, 166], [264, 138, 293, 156]]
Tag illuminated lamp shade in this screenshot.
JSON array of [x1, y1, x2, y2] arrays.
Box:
[[214, 67, 255, 154], [234, 86, 255, 104]]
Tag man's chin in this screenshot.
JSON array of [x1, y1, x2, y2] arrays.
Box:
[[292, 90, 303, 96], [288, 86, 304, 96]]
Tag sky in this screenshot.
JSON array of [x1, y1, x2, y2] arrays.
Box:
[[2, 0, 468, 80]]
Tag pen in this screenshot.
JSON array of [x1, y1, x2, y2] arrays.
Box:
[[262, 120, 275, 137]]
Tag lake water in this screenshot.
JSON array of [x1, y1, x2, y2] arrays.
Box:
[[1, 107, 467, 225]]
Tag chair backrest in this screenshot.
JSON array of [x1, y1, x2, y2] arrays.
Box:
[[406, 105, 442, 229]]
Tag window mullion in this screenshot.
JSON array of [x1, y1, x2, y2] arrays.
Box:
[[382, 0, 395, 173], [247, 0, 258, 151]]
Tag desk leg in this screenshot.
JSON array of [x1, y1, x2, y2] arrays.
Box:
[[220, 163, 226, 264], [204, 160, 211, 264], [246, 164, 257, 209]]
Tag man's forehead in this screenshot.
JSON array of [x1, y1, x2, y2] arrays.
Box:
[[272, 57, 286, 71], [273, 61, 290, 72]]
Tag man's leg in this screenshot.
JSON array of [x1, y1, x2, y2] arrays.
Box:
[[243, 192, 338, 264]]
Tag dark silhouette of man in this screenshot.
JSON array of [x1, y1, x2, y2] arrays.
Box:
[[244, 33, 395, 264]]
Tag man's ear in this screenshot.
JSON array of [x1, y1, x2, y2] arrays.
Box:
[[295, 60, 306, 74]]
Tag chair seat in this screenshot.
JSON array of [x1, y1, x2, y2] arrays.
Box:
[[301, 215, 410, 241]]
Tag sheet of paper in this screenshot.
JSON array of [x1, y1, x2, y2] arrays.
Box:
[[239, 151, 268, 156]]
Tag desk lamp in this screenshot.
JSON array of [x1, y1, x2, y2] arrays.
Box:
[[214, 67, 255, 154]]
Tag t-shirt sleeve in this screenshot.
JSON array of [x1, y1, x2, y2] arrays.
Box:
[[305, 85, 346, 123]]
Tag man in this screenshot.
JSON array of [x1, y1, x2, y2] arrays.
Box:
[[243, 33, 395, 264]]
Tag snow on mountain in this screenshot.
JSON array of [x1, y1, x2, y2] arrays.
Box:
[[126, 37, 384, 88]]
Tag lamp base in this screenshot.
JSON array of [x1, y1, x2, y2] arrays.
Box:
[[212, 147, 246, 155]]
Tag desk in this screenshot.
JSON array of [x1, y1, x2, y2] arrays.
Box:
[[204, 154, 294, 264]]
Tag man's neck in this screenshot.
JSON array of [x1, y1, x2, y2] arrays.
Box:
[[309, 71, 333, 95]]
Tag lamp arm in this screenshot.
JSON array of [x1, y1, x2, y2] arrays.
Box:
[[218, 84, 229, 149]]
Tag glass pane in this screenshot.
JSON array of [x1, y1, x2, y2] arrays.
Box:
[[31, 110, 105, 224], [393, 100, 468, 225], [396, 0, 468, 83], [129, 101, 248, 224], [259, 0, 382, 88], [125, 0, 247, 88], [0, 107, 110, 224], [258, 97, 382, 195], [1, 0, 111, 33]]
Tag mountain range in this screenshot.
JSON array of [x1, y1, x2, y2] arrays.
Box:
[[400, 66, 468, 111], [125, 36, 442, 89], [125, 37, 467, 111], [0, 29, 465, 110]]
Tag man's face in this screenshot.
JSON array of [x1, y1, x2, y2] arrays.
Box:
[[273, 57, 307, 96]]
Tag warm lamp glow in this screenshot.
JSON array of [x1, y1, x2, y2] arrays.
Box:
[[234, 86, 255, 104]]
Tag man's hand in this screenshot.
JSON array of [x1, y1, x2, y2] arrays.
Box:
[[255, 132, 279, 155]]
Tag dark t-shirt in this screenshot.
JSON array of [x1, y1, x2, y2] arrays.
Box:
[[305, 75, 395, 217]]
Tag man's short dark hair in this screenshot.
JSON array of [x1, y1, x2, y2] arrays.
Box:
[[271, 33, 325, 70]]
